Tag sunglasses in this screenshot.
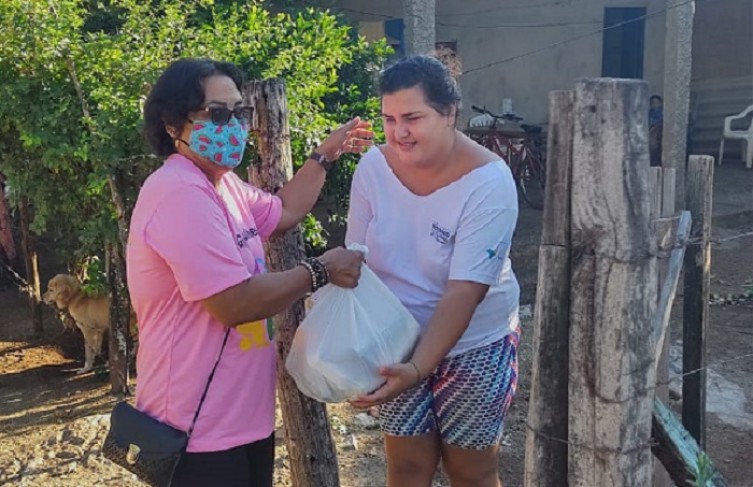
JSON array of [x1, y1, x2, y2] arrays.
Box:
[[197, 105, 254, 126]]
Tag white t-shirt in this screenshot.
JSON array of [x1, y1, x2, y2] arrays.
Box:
[[345, 147, 520, 357]]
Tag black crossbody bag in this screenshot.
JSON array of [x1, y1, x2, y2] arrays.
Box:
[[102, 328, 231, 487]]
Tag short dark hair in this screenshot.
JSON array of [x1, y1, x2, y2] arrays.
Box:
[[379, 55, 462, 116], [143, 58, 243, 156], [650, 95, 663, 103]]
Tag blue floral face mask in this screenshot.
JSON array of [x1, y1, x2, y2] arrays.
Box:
[[188, 119, 248, 168]]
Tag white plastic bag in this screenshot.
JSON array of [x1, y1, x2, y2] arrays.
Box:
[[285, 245, 420, 403]]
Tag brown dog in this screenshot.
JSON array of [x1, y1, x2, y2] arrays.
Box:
[[43, 274, 136, 374]]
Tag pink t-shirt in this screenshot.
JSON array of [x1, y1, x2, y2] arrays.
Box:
[[127, 153, 282, 452]]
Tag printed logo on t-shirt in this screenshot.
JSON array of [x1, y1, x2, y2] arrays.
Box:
[[486, 240, 508, 260], [236, 318, 275, 351], [236, 227, 259, 248], [430, 221, 452, 245]]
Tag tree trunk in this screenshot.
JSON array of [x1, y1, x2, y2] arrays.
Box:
[[0, 174, 16, 265], [244, 78, 340, 487], [568, 79, 657, 487], [18, 196, 43, 335], [105, 168, 133, 395], [107, 171, 131, 252], [106, 241, 131, 396]]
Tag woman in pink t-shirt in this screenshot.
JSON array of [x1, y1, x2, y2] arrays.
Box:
[[128, 58, 371, 486]]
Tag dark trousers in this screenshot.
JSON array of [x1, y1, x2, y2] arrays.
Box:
[[171, 433, 275, 487]]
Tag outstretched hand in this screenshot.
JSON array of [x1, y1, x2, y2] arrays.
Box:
[[317, 117, 374, 161], [349, 362, 421, 409]]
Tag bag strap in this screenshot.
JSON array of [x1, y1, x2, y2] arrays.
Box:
[[187, 327, 231, 439], [184, 177, 254, 439]]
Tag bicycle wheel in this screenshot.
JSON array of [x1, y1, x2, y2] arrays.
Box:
[[517, 148, 546, 210]]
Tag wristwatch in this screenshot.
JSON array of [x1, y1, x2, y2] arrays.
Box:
[[309, 151, 333, 173]]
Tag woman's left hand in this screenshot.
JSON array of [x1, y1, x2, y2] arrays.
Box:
[[349, 363, 420, 409], [317, 117, 374, 161]]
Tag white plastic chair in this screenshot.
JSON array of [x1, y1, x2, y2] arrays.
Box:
[[469, 113, 494, 128], [718, 104, 753, 169]]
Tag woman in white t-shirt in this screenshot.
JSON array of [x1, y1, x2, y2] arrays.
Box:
[[347, 54, 521, 487]]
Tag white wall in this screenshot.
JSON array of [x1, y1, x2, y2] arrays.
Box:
[[692, 0, 752, 81], [337, 0, 666, 125]]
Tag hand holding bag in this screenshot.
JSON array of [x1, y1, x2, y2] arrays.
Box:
[[286, 244, 421, 403]]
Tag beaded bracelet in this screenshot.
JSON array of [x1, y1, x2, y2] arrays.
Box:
[[300, 257, 329, 292]]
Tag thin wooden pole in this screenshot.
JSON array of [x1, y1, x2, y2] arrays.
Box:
[[568, 78, 657, 487], [653, 399, 728, 486], [524, 90, 573, 487], [244, 78, 340, 487], [18, 196, 43, 335], [650, 166, 676, 487], [106, 241, 130, 396], [682, 154, 713, 448]]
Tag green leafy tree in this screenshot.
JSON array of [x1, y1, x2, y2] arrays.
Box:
[[1, 0, 387, 259], [0, 0, 388, 386]]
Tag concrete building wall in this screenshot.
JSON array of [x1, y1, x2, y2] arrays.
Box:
[[692, 0, 753, 81], [337, 0, 666, 125], [688, 0, 752, 158]]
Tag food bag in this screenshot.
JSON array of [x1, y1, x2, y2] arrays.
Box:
[[286, 245, 420, 403]]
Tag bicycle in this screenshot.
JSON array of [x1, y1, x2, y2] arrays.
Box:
[[466, 106, 547, 210]]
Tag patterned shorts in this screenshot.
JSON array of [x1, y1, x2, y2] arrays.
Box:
[[379, 328, 520, 450]]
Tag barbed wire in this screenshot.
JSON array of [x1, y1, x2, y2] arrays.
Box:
[[438, 19, 601, 30], [524, 420, 657, 452], [437, 1, 569, 17], [710, 230, 753, 245], [337, 6, 602, 29], [524, 351, 753, 450], [586, 351, 753, 405], [658, 352, 753, 387]]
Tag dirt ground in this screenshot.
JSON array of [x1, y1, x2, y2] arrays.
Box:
[[0, 163, 751, 487]]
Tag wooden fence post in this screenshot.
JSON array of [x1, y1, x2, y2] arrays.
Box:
[[244, 78, 340, 487], [568, 78, 657, 487], [648, 209, 730, 486], [682, 154, 713, 447], [524, 90, 573, 487]]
